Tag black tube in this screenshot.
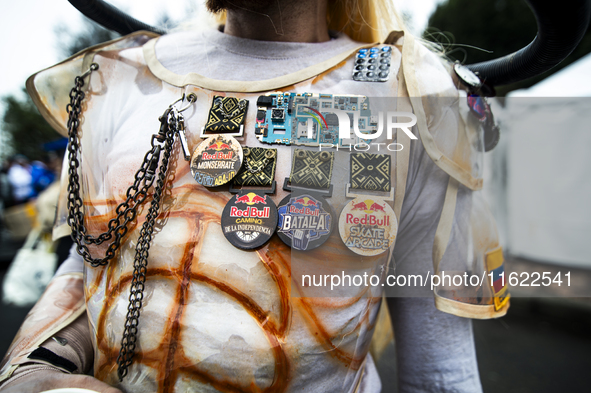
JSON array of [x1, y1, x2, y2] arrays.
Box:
[[67, 0, 166, 36], [467, 0, 591, 86]]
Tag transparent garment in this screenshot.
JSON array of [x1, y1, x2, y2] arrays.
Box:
[[24, 30, 505, 392], [28, 35, 399, 392], [27, 32, 159, 138], [0, 273, 85, 382], [394, 32, 506, 317], [400, 33, 485, 191], [434, 185, 509, 318]]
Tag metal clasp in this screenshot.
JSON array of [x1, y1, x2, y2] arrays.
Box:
[[81, 63, 99, 79], [169, 93, 197, 113], [168, 94, 196, 161]]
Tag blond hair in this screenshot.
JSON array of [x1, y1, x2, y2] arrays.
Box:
[[327, 0, 403, 43], [211, 0, 404, 43]]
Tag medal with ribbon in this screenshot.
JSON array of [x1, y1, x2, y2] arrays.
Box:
[[221, 147, 278, 249], [190, 96, 249, 187], [277, 149, 335, 251], [338, 152, 397, 256]]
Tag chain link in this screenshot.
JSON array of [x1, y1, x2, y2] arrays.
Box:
[[115, 111, 177, 380], [66, 63, 185, 380]]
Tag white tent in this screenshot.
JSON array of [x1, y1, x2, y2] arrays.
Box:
[[491, 52, 591, 268], [512, 52, 591, 97]]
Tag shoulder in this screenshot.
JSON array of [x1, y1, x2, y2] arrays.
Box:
[[26, 31, 159, 137], [412, 39, 458, 98]]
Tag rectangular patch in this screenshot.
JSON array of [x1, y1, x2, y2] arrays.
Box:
[[486, 246, 510, 311]]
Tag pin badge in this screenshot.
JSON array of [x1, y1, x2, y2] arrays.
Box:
[[276, 194, 333, 251], [221, 191, 278, 249], [190, 134, 243, 187], [339, 197, 397, 256]]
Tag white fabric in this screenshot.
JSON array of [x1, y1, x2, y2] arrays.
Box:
[[54, 27, 481, 393], [156, 28, 363, 82]]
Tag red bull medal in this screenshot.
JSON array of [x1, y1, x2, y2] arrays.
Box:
[[339, 152, 397, 256], [221, 191, 278, 249], [277, 194, 333, 251], [190, 134, 243, 187], [339, 197, 397, 256]]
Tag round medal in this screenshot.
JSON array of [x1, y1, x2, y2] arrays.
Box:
[[276, 194, 333, 251], [221, 192, 278, 249], [338, 198, 397, 256], [190, 135, 243, 187]]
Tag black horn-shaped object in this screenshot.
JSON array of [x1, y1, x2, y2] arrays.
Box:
[[68, 0, 591, 87], [467, 0, 591, 86], [67, 0, 166, 36]]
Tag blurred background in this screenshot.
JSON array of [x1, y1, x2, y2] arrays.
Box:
[[1, 0, 590, 392]]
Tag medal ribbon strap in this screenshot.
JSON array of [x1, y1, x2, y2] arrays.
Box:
[[350, 153, 391, 192], [204, 95, 249, 133], [289, 149, 334, 189], [234, 147, 277, 187]]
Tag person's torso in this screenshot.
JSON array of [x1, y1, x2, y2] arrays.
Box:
[[75, 29, 404, 392]]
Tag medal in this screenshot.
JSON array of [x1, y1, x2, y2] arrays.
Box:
[[190, 134, 243, 187], [338, 152, 397, 256], [277, 193, 333, 251], [277, 149, 335, 250], [221, 147, 278, 249], [222, 192, 278, 249]]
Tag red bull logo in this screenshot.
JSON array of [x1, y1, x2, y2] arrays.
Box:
[[201, 151, 234, 160], [345, 214, 390, 226], [290, 196, 320, 216], [340, 197, 397, 256], [207, 140, 232, 151], [345, 199, 391, 226], [236, 192, 267, 206], [350, 199, 386, 214], [294, 197, 317, 207], [369, 202, 386, 213], [351, 201, 368, 211], [230, 205, 270, 219]]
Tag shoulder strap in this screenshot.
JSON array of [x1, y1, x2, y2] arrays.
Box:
[[394, 64, 411, 223]]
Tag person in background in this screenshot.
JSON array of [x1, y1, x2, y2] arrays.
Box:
[[7, 155, 33, 204], [0, 160, 14, 209], [30, 158, 56, 197]]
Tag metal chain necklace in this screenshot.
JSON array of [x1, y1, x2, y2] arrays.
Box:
[[66, 63, 194, 380]]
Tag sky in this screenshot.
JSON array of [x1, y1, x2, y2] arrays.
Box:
[[0, 0, 439, 156]]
